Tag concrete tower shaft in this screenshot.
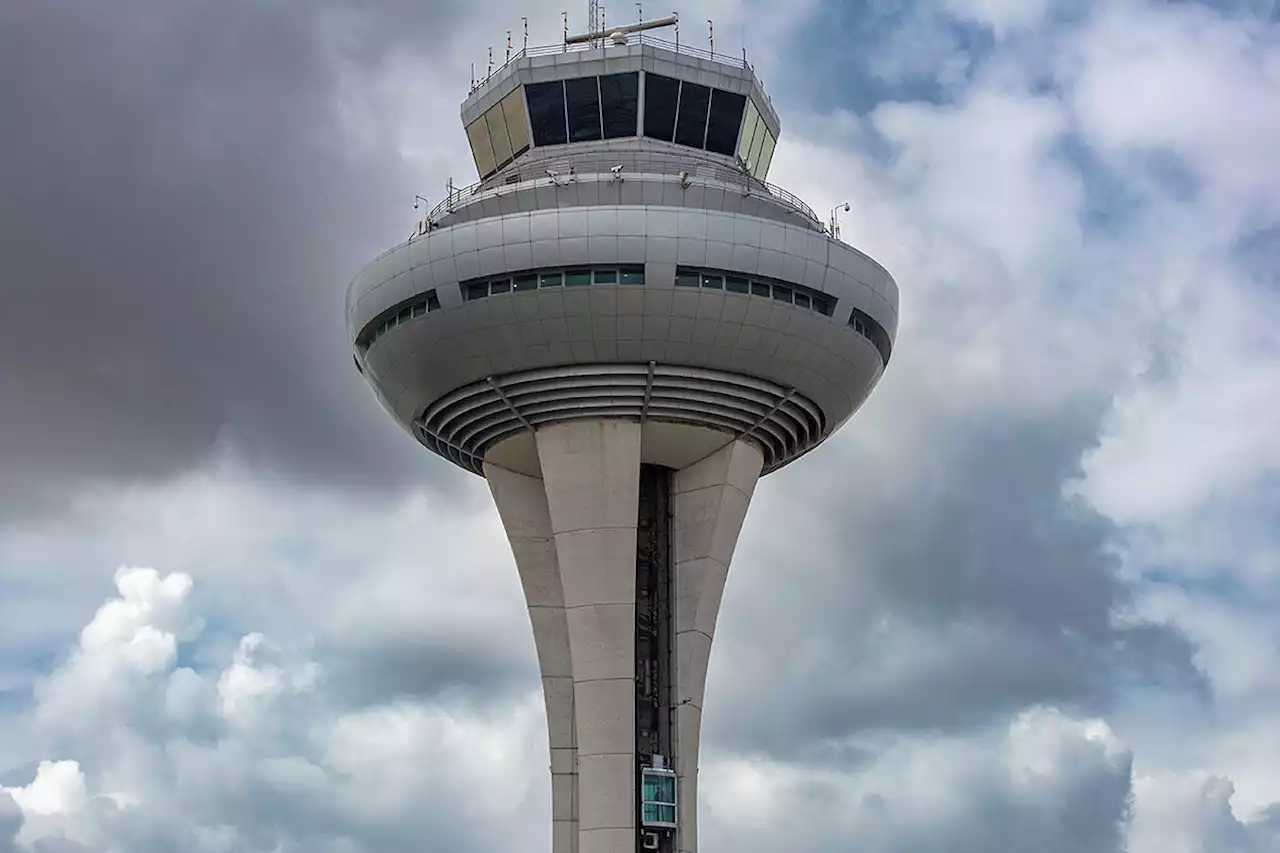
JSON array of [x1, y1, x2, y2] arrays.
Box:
[[347, 34, 898, 853], [486, 422, 760, 853]]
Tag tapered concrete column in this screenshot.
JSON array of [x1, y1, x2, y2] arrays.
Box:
[[485, 463, 578, 853], [537, 420, 643, 853], [671, 440, 763, 853]]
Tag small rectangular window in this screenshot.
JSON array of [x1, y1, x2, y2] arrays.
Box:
[[705, 89, 747, 156], [413, 302, 426, 317], [397, 307, 411, 323], [489, 278, 511, 295], [643, 74, 680, 141], [750, 281, 770, 297], [526, 82, 567, 146], [674, 82, 711, 149], [565, 268, 592, 286], [427, 291, 441, 311], [812, 297, 830, 316], [599, 72, 639, 139], [540, 271, 563, 287], [675, 271, 701, 288], [700, 273, 723, 289], [594, 268, 618, 284], [794, 293, 811, 309], [725, 276, 749, 293], [513, 274, 539, 292], [772, 285, 793, 303], [465, 282, 489, 300], [619, 265, 645, 285], [387, 315, 398, 329], [565, 77, 603, 143]]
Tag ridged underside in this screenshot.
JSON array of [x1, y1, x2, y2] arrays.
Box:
[[414, 363, 827, 474]]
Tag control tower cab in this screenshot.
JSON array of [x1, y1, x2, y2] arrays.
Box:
[[346, 16, 898, 853]]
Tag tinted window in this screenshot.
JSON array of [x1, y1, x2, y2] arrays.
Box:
[[644, 74, 680, 141], [594, 268, 618, 284], [489, 278, 511, 294], [565, 269, 592, 286], [674, 82, 710, 148], [705, 89, 746, 156], [600, 72, 639, 139], [513, 274, 538, 291], [675, 271, 700, 287], [540, 272, 563, 287], [726, 276, 749, 293], [526, 82, 567, 146], [565, 77, 602, 142], [620, 265, 645, 284]]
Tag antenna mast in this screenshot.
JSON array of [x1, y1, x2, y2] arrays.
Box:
[[588, 0, 600, 45]]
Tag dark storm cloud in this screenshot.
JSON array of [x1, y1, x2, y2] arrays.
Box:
[[707, 397, 1206, 757], [0, 0, 478, 514]]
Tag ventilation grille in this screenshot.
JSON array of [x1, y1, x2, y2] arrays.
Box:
[[414, 363, 827, 475]]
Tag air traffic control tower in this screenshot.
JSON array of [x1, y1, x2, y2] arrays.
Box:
[[346, 15, 898, 853]]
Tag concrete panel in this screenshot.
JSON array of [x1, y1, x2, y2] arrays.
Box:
[[565, 604, 634, 682], [673, 484, 753, 567], [573, 677, 635, 757], [537, 420, 642, 532], [577, 754, 636, 831]]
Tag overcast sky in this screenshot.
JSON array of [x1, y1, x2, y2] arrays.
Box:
[[2, 0, 1279, 850]]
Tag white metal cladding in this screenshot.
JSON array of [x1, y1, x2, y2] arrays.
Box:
[[415, 363, 825, 474], [347, 206, 898, 340]]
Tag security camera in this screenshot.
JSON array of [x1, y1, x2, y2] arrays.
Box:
[[842, 202, 851, 212], [679, 171, 692, 188], [611, 165, 624, 175], [413, 199, 420, 209], [545, 168, 559, 178]]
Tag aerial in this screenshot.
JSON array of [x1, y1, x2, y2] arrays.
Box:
[[2, 1, 1279, 852]]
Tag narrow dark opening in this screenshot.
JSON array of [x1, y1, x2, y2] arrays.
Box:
[[636, 464, 675, 853]]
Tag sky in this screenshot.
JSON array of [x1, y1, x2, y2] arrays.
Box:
[[1, 0, 1278, 850]]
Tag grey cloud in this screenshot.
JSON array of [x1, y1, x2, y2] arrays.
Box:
[[706, 398, 1205, 757], [0, 0, 492, 515]]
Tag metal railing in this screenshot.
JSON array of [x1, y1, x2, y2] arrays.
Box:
[[421, 149, 820, 228]]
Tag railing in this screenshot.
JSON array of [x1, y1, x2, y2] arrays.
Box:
[[421, 148, 820, 228], [469, 35, 771, 108]]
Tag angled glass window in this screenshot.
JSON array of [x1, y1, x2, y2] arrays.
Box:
[[674, 82, 711, 149], [756, 128, 777, 179], [412, 302, 426, 317], [526, 81, 567, 146], [811, 296, 830, 316], [771, 284, 792, 303], [489, 278, 511, 294], [513, 274, 539, 292], [594, 268, 618, 284], [466, 118, 497, 177], [485, 106, 515, 171], [700, 273, 723, 289], [725, 276, 749, 293], [705, 89, 747, 156], [600, 72, 639, 139], [540, 271, 563, 287], [737, 99, 762, 166], [675, 270, 700, 287], [500, 88, 530, 156], [750, 281, 770, 297], [565, 268, 592, 286], [426, 290, 441, 311], [565, 77, 602, 143], [465, 282, 488, 301], [398, 307, 412, 323], [643, 74, 680, 141]]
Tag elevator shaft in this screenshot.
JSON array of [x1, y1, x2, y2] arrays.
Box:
[[636, 463, 675, 853]]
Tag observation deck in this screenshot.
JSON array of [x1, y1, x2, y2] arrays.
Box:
[[346, 37, 899, 476]]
